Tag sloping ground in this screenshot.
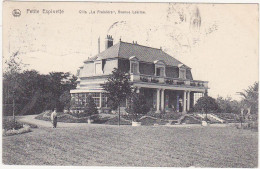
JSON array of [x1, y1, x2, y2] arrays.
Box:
[[207, 114, 225, 123], [180, 115, 201, 124], [35, 111, 183, 126], [194, 113, 223, 124], [35, 111, 120, 124], [35, 111, 90, 123], [213, 113, 240, 123], [104, 116, 131, 125], [139, 116, 168, 126], [3, 125, 258, 167]]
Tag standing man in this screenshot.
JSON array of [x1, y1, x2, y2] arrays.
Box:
[[51, 108, 58, 128]]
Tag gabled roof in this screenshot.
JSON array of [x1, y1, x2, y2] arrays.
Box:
[[84, 41, 190, 68]]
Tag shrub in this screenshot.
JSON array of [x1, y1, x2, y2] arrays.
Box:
[[180, 116, 201, 124], [193, 96, 219, 118], [104, 117, 131, 125], [3, 127, 31, 136], [140, 76, 149, 82], [151, 78, 159, 83], [127, 93, 150, 122], [161, 112, 183, 120], [3, 119, 23, 131], [84, 94, 98, 116], [165, 79, 173, 85]]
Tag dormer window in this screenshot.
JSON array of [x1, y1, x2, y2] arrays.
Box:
[[129, 56, 139, 75], [154, 60, 166, 77], [95, 60, 103, 75], [178, 64, 186, 79], [131, 62, 138, 74], [156, 67, 164, 76]]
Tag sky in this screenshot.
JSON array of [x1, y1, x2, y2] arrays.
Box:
[[3, 2, 259, 100]]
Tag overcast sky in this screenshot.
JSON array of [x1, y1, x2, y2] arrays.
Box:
[[4, 2, 258, 100]]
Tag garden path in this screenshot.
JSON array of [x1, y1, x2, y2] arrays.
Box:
[[18, 115, 95, 128]]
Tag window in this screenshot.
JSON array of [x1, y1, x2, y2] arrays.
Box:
[[160, 67, 164, 76], [154, 60, 165, 77], [95, 63, 102, 74], [131, 62, 138, 74], [75, 94, 79, 105], [156, 68, 160, 76], [101, 93, 107, 107], [91, 92, 101, 107], [179, 69, 186, 79], [156, 67, 164, 77]]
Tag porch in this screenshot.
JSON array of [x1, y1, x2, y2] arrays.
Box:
[[134, 86, 206, 113]]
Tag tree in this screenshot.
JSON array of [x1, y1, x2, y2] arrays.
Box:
[[59, 91, 71, 110], [3, 69, 77, 116], [216, 96, 240, 114], [194, 96, 219, 120], [127, 92, 150, 122], [84, 94, 98, 116], [238, 82, 258, 115], [3, 51, 24, 121], [44, 72, 77, 111], [102, 68, 132, 126]]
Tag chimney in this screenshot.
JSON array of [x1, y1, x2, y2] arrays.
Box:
[[98, 37, 100, 54], [105, 35, 113, 49]]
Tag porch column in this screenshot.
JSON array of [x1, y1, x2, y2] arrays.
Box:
[[99, 93, 102, 108], [187, 91, 190, 111], [136, 87, 140, 93], [156, 89, 161, 112], [176, 95, 179, 112], [160, 89, 165, 111], [183, 90, 187, 112]]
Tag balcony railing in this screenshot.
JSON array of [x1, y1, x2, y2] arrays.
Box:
[[130, 74, 208, 88]]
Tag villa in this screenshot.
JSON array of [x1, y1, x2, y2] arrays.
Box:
[[70, 35, 208, 113]]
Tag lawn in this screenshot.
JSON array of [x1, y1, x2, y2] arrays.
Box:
[[2, 125, 258, 167]]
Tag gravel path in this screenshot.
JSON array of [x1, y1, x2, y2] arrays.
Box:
[[18, 115, 95, 128]]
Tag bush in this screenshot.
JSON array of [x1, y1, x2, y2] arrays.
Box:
[[145, 111, 182, 121], [180, 116, 201, 124], [161, 112, 183, 120], [3, 119, 23, 131], [127, 93, 150, 122], [83, 94, 98, 117], [104, 117, 131, 125], [3, 127, 31, 136], [139, 116, 169, 126], [194, 96, 219, 115]]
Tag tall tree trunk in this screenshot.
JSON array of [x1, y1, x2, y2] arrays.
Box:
[[12, 91, 15, 122], [118, 103, 121, 126], [240, 108, 244, 129]]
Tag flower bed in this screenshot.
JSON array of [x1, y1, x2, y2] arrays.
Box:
[[104, 116, 131, 125], [139, 116, 169, 126], [3, 125, 31, 136], [3, 119, 23, 131], [180, 115, 201, 124], [36, 111, 92, 123]]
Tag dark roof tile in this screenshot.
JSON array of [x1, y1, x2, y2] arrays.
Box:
[[84, 41, 189, 68]]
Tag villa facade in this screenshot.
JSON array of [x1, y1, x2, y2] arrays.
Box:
[[70, 35, 208, 113]]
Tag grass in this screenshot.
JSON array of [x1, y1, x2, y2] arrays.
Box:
[[2, 125, 258, 167]]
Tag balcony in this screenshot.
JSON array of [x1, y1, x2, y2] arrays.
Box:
[[130, 74, 208, 88]]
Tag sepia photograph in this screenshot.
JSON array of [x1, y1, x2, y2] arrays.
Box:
[[2, 1, 259, 168]]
